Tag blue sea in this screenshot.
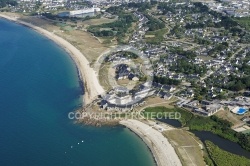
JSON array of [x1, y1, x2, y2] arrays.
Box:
[[0, 18, 156, 166]]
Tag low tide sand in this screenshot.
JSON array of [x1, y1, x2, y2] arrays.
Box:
[[0, 14, 105, 105]]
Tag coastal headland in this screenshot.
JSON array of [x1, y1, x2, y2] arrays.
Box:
[[0, 14, 183, 166]]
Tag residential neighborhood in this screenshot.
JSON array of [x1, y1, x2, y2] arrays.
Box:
[[85, 0, 250, 135]]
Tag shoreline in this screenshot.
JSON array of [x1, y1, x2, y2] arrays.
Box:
[[120, 119, 182, 166], [124, 126, 158, 166], [0, 14, 183, 166], [0, 14, 105, 105]]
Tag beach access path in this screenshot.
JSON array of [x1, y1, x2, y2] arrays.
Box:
[[120, 119, 182, 166], [0, 14, 105, 105]]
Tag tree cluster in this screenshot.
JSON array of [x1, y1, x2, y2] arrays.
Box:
[[127, 2, 155, 12], [153, 76, 181, 85], [145, 14, 165, 31], [208, 42, 229, 56], [225, 76, 250, 91], [169, 47, 197, 59], [170, 58, 207, 76], [170, 25, 185, 38], [205, 141, 250, 166], [88, 12, 136, 38]]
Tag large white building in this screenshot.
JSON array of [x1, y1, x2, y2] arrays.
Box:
[[69, 7, 100, 16]]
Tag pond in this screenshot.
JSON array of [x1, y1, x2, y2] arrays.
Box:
[[156, 118, 182, 128], [192, 131, 250, 159]]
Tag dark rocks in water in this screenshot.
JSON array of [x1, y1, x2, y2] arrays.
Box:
[[78, 80, 85, 95], [77, 116, 120, 127]]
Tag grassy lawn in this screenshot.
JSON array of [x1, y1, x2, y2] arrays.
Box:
[[61, 29, 107, 62], [82, 17, 117, 26], [143, 97, 176, 107], [234, 17, 250, 31], [117, 79, 130, 85], [98, 36, 117, 45], [98, 64, 112, 91], [145, 34, 155, 38], [145, 28, 168, 44], [62, 25, 73, 31], [197, 55, 214, 62]]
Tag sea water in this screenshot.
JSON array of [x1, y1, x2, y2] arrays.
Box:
[[0, 19, 156, 166]]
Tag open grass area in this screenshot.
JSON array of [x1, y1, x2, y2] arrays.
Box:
[[215, 109, 244, 128], [57, 29, 107, 62], [197, 55, 214, 62], [234, 17, 250, 31], [82, 17, 117, 26], [163, 129, 205, 166], [62, 25, 73, 31], [145, 34, 155, 38], [145, 28, 168, 44], [98, 64, 112, 91], [98, 36, 116, 45], [144, 97, 176, 107], [125, 22, 137, 42], [129, 97, 177, 112]]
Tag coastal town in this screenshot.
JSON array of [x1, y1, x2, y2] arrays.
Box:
[[1, 0, 250, 165]]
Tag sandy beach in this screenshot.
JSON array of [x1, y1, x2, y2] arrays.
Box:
[[0, 14, 105, 105], [120, 119, 182, 166]]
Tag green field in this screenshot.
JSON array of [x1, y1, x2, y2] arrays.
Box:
[[234, 17, 250, 31], [145, 28, 168, 44]]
